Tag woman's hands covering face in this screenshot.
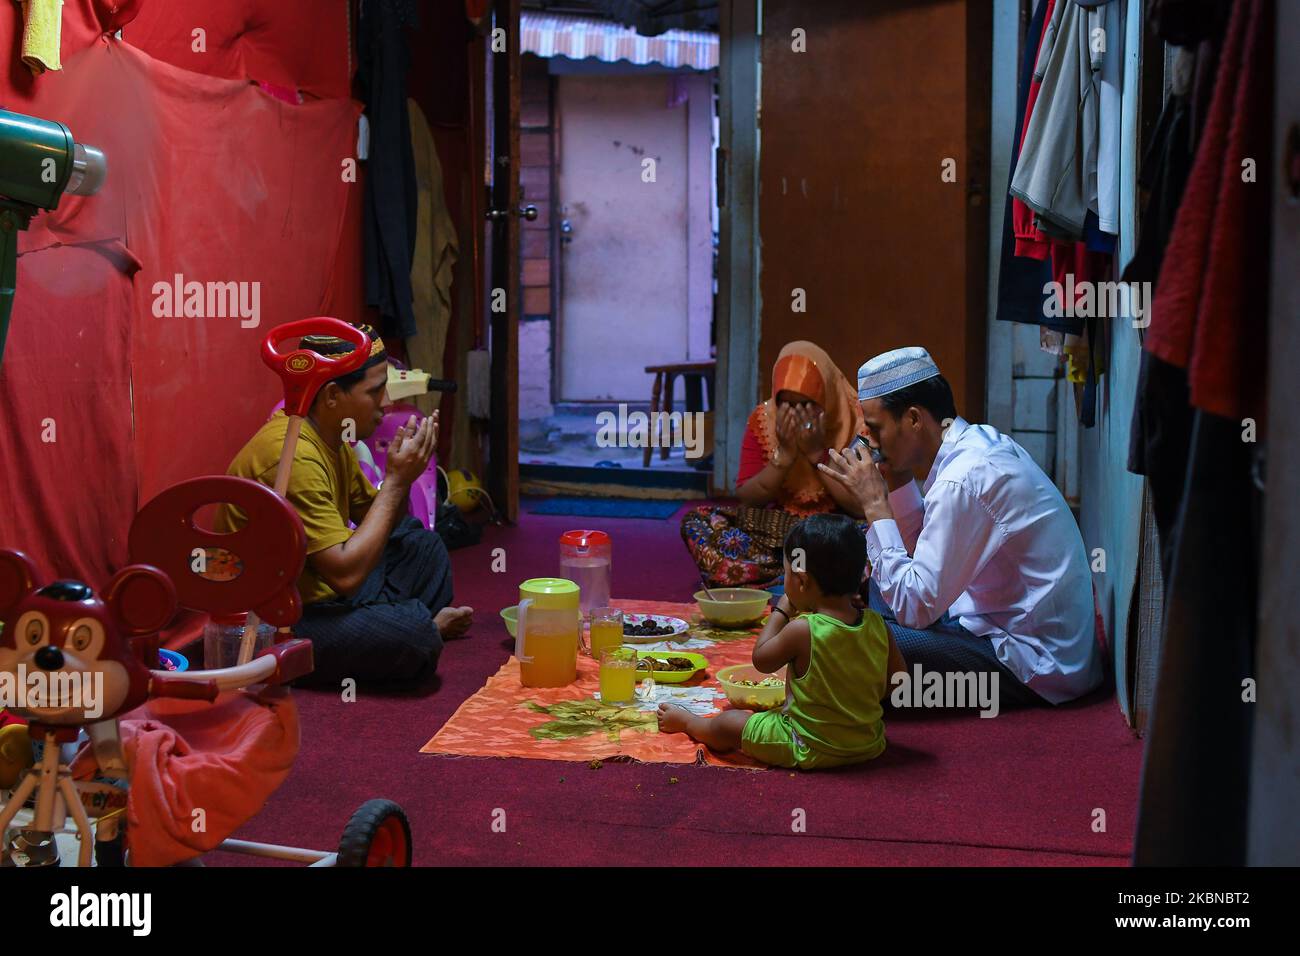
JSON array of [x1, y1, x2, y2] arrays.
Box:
[[792, 403, 826, 459], [775, 403, 801, 459]]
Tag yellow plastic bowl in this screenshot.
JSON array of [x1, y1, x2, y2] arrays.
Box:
[[693, 588, 771, 627], [716, 664, 788, 711], [500, 605, 518, 637]]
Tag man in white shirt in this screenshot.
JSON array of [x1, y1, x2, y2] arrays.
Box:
[[818, 347, 1103, 706]]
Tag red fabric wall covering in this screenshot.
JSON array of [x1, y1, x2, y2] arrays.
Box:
[[1, 2, 139, 585], [318, 160, 367, 331], [0, 245, 139, 587], [2, 34, 361, 586], [122, 0, 355, 100], [120, 0, 368, 356], [101, 45, 361, 500]]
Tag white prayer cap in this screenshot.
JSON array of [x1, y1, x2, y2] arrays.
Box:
[[857, 347, 940, 401]]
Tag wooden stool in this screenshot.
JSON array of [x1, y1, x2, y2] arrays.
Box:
[[643, 360, 715, 466]]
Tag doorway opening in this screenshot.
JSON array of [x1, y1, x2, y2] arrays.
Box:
[[514, 15, 720, 497]]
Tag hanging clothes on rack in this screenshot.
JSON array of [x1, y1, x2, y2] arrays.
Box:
[[1093, 0, 1125, 237], [1125, 2, 1233, 525], [359, 0, 421, 340], [1127, 0, 1264, 572], [1133, 0, 1273, 869], [1126, 45, 1201, 574], [995, 0, 1055, 328], [1011, 0, 1058, 262], [1144, 8, 1271, 423], [1010, 0, 1104, 242], [998, 0, 1127, 427]]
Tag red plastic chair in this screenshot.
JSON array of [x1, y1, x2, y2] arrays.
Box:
[[128, 475, 313, 682]]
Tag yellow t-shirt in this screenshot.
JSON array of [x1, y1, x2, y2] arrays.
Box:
[[217, 411, 378, 605]]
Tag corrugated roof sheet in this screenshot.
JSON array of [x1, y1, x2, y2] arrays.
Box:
[[521, 12, 718, 70]]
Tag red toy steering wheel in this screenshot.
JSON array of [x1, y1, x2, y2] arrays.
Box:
[[261, 318, 372, 418]]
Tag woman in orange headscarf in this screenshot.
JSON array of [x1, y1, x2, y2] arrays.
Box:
[[681, 342, 867, 587]]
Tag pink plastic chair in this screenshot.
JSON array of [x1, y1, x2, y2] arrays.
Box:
[[365, 404, 440, 530], [268, 400, 440, 531]]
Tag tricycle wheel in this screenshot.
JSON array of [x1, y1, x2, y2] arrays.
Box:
[[336, 799, 411, 867]]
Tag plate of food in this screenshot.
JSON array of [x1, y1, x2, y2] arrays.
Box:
[[635, 651, 708, 684], [621, 613, 690, 642]]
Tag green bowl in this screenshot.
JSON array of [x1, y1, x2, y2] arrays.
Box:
[[635, 650, 708, 685], [500, 605, 518, 637]]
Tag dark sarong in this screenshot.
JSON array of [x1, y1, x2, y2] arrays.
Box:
[[866, 581, 1046, 709], [293, 516, 453, 686]]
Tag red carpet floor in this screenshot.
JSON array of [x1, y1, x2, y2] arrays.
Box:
[[210, 502, 1144, 866]]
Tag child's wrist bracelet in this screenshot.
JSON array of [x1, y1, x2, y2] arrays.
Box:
[[771, 606, 789, 620]]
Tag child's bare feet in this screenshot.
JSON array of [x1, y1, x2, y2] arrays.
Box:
[[656, 703, 691, 734], [435, 606, 474, 638]]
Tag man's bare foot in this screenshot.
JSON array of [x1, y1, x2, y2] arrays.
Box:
[[656, 703, 691, 734], [435, 606, 474, 638]]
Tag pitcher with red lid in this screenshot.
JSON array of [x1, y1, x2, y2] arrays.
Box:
[[559, 530, 611, 618]]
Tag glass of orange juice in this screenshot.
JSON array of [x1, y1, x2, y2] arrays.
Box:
[[599, 647, 638, 705], [588, 607, 624, 659]]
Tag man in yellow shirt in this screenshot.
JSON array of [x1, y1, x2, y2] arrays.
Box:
[[219, 324, 472, 685]]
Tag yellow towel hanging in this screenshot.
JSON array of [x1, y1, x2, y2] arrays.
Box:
[[15, 0, 63, 76]]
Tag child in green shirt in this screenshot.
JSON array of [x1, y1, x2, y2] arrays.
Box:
[[658, 513, 905, 769]]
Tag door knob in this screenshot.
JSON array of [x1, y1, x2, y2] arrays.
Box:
[[486, 204, 538, 221]]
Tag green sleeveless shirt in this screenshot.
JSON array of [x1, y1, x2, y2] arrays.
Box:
[[785, 610, 890, 759]]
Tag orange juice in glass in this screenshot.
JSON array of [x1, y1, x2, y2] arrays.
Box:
[[599, 647, 638, 704], [588, 607, 624, 659]]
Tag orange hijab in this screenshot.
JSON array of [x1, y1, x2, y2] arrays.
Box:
[[747, 341, 864, 514]]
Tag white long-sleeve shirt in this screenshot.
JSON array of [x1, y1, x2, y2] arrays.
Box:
[[864, 417, 1102, 704]]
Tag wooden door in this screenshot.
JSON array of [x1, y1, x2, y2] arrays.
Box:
[[554, 73, 705, 403], [488, 0, 522, 521], [757, 0, 991, 416]]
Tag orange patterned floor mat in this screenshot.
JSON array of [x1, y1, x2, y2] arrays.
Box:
[[421, 600, 766, 768]]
